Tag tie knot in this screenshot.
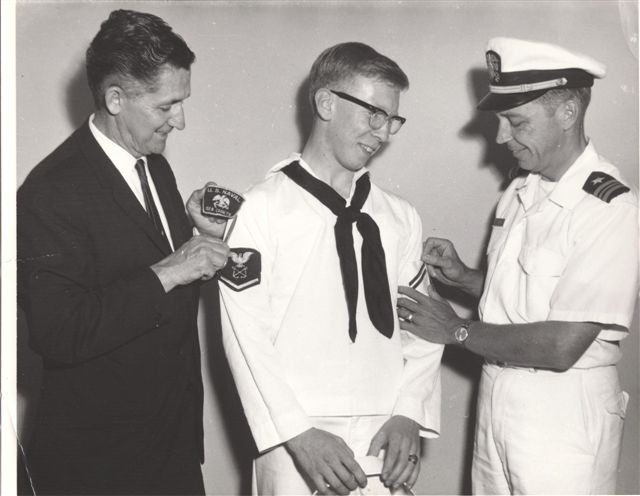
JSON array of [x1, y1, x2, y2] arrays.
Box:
[[280, 161, 393, 341], [135, 159, 145, 174], [340, 204, 362, 224]]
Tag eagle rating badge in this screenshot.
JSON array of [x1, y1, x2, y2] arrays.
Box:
[[202, 186, 245, 219], [219, 248, 261, 291]]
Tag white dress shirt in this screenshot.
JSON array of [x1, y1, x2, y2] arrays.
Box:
[[89, 114, 174, 250]]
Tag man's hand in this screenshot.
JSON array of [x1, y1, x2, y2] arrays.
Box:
[[285, 428, 367, 495], [367, 416, 421, 491], [151, 235, 229, 292], [186, 182, 228, 238], [422, 237, 485, 298], [422, 237, 468, 286], [397, 285, 464, 345]]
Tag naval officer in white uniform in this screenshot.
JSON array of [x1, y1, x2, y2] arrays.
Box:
[[397, 37, 638, 495]]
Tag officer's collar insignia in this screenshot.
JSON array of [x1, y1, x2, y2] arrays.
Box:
[[219, 248, 261, 291], [582, 171, 629, 203], [486, 51, 501, 84]]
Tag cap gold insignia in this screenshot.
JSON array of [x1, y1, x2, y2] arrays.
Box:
[[486, 51, 501, 84]]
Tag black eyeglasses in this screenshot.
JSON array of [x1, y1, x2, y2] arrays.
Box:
[[330, 90, 406, 134]]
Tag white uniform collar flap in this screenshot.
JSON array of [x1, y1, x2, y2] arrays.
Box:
[[516, 173, 540, 211], [516, 141, 599, 211], [547, 141, 599, 209]]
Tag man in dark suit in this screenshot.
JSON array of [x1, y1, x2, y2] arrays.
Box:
[[17, 9, 228, 495]]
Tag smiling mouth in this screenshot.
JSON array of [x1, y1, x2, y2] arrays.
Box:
[[360, 143, 378, 155]]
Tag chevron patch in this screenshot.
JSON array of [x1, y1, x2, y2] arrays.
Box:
[[219, 248, 261, 291], [582, 172, 629, 203]]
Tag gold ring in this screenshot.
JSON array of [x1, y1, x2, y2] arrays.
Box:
[[406, 312, 414, 323], [408, 453, 418, 464]]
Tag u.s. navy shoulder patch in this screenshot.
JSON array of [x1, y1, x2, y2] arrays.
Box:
[[583, 172, 630, 203], [219, 248, 261, 291]]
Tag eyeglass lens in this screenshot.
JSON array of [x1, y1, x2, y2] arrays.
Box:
[[370, 113, 403, 134]]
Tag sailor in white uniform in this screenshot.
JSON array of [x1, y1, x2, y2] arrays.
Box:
[[218, 42, 444, 495]]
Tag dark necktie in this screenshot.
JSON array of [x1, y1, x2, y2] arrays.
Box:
[[135, 159, 167, 240], [281, 161, 394, 342]]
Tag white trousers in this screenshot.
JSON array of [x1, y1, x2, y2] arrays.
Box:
[[472, 363, 628, 495], [252, 415, 401, 495]]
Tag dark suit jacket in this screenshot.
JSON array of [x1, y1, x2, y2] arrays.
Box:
[[18, 122, 205, 495]]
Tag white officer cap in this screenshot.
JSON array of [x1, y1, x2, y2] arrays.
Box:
[[477, 37, 607, 111]]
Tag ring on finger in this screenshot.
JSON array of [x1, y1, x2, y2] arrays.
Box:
[[406, 312, 414, 323], [408, 453, 418, 464]]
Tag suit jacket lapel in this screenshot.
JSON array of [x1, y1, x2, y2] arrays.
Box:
[[76, 122, 173, 256]]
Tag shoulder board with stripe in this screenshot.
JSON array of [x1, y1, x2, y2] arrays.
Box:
[[582, 171, 630, 203]]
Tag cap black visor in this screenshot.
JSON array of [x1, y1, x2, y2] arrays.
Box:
[[477, 89, 548, 111]]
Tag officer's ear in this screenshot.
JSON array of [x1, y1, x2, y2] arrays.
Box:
[[557, 98, 580, 130], [314, 88, 334, 121], [104, 85, 126, 116]]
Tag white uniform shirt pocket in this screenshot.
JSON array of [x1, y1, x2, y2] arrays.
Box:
[[516, 246, 568, 321]]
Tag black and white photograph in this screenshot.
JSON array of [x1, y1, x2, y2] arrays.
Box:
[[3, 1, 638, 495]]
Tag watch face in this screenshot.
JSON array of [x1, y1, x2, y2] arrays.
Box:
[[455, 326, 469, 343]]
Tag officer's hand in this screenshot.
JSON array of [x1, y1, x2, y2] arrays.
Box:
[[285, 428, 367, 495], [151, 235, 230, 292], [397, 285, 464, 345], [186, 182, 227, 239], [367, 415, 420, 492], [422, 237, 467, 287]]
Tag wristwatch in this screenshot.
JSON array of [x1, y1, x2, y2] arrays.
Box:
[[454, 320, 473, 346]]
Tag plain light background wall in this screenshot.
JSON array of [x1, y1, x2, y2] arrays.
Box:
[[15, 1, 638, 494]]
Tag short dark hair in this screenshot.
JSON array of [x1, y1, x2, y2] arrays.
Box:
[[307, 42, 409, 111], [86, 9, 195, 107]]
